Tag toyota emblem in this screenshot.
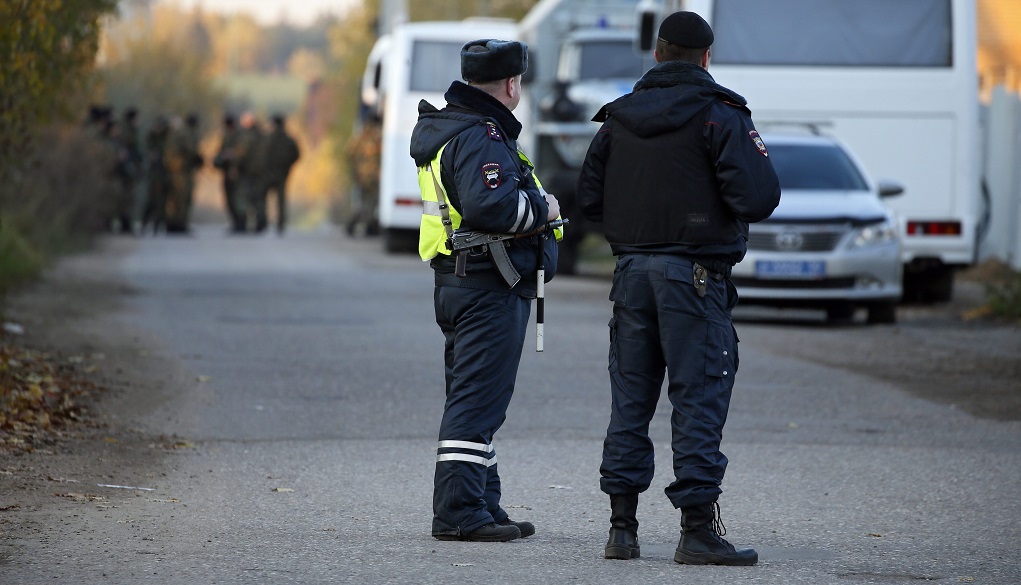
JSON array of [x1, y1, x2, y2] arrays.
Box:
[[776, 232, 804, 250]]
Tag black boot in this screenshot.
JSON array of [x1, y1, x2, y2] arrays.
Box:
[[434, 522, 520, 542], [674, 502, 757, 566], [497, 518, 535, 538], [604, 494, 640, 560]]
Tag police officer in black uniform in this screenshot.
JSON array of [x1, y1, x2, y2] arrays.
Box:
[[410, 39, 561, 542], [577, 11, 781, 565]]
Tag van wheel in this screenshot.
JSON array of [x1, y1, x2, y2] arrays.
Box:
[[384, 229, 418, 254], [556, 235, 580, 275], [866, 302, 898, 324], [825, 303, 856, 323], [903, 264, 955, 303]]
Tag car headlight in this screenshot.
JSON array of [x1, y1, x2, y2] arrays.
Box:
[[847, 219, 898, 249], [552, 134, 593, 168]]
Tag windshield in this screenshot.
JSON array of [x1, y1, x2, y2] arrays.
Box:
[[410, 40, 463, 92], [767, 143, 869, 191], [578, 40, 650, 80]]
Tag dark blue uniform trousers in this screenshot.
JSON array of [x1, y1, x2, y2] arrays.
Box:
[[432, 285, 530, 536], [600, 254, 740, 509]]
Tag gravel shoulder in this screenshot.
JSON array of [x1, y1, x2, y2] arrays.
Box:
[[733, 275, 1021, 421]]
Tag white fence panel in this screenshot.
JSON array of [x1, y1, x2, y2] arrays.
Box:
[[981, 86, 1021, 270]]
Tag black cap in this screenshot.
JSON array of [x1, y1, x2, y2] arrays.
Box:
[[461, 39, 528, 84], [658, 11, 714, 49]]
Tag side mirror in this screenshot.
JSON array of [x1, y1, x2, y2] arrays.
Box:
[[877, 180, 904, 198], [522, 49, 536, 85], [636, 1, 658, 52]]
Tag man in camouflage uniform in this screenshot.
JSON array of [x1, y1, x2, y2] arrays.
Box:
[[254, 114, 300, 234], [142, 116, 170, 234], [214, 114, 245, 232], [118, 107, 144, 234], [345, 113, 382, 237], [100, 114, 135, 234], [164, 113, 203, 233], [233, 111, 264, 233]]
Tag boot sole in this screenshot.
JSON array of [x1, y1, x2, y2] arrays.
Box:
[[605, 545, 641, 560], [433, 530, 520, 542], [674, 550, 757, 566]]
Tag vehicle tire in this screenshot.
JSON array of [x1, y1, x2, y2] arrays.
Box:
[[866, 302, 898, 325], [556, 233, 581, 275], [922, 265, 955, 303], [384, 228, 418, 254], [903, 264, 955, 303], [825, 303, 856, 323]]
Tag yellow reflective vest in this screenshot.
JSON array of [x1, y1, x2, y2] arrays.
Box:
[[417, 144, 562, 261]]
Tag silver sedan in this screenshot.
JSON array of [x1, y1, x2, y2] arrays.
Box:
[[732, 132, 904, 324]]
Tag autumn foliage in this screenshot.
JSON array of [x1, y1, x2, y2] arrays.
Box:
[[0, 0, 117, 178], [0, 343, 99, 451], [0, 0, 118, 294]]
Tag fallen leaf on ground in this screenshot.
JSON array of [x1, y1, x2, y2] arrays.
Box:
[[55, 492, 105, 502], [1, 343, 100, 452]]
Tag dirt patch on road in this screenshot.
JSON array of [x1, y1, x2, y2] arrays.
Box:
[[743, 269, 1021, 421], [0, 238, 188, 561], [870, 273, 1021, 421]]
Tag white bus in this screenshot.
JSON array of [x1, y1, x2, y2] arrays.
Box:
[[684, 0, 982, 301], [365, 19, 522, 253]]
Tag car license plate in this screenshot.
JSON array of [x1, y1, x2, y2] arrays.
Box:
[[755, 260, 825, 279]]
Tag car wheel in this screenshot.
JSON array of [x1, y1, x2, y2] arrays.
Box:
[[825, 303, 856, 323], [866, 302, 898, 325]]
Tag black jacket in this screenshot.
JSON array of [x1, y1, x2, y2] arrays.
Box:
[[410, 81, 557, 298], [576, 61, 780, 269]]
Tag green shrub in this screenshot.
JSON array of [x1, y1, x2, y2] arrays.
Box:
[[0, 227, 45, 295], [0, 124, 118, 296], [985, 271, 1021, 323]]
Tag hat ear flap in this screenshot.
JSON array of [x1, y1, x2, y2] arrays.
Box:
[[461, 39, 528, 83]]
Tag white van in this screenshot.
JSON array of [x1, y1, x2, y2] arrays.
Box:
[[362, 19, 522, 253]]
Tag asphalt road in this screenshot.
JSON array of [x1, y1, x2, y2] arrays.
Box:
[[2, 224, 1019, 584]]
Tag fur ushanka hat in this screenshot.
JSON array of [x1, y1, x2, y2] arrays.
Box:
[[460, 39, 528, 83]]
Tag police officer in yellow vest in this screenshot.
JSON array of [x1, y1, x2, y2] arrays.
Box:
[[410, 39, 562, 542]]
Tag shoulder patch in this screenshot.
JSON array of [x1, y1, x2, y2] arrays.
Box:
[[482, 162, 503, 189], [485, 121, 504, 142], [749, 130, 768, 157]]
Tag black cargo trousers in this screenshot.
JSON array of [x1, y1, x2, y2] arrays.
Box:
[[431, 284, 531, 537], [600, 253, 740, 509]]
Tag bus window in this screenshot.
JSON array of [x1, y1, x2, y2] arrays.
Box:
[[711, 0, 952, 67], [410, 41, 465, 92]]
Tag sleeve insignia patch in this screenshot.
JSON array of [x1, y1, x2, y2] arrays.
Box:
[[749, 130, 769, 157], [485, 122, 504, 142], [482, 162, 502, 189]]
